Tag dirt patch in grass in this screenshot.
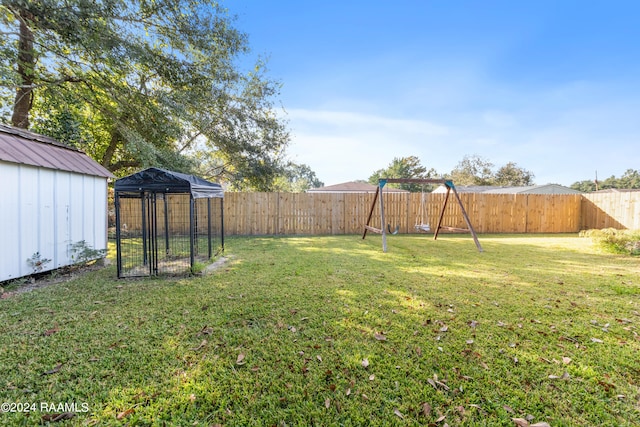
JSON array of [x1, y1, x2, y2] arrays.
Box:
[[0, 262, 108, 298]]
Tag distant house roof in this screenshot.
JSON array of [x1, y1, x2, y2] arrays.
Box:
[[433, 184, 582, 195], [307, 181, 409, 193], [0, 123, 114, 178]]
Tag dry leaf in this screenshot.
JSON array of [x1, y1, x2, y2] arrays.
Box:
[[512, 418, 529, 427], [189, 394, 196, 403], [42, 363, 63, 375], [440, 325, 449, 332], [394, 408, 405, 419], [346, 388, 351, 396], [198, 325, 213, 335], [374, 333, 387, 341], [236, 353, 246, 364], [317, 355, 323, 362], [466, 339, 474, 344], [591, 338, 603, 343], [44, 325, 59, 336], [468, 320, 478, 328], [190, 339, 207, 351], [369, 374, 375, 381], [422, 402, 432, 417], [531, 423, 551, 427], [436, 414, 446, 422], [562, 357, 572, 365], [325, 398, 330, 409], [116, 408, 134, 420], [503, 405, 514, 413], [362, 358, 369, 368], [41, 413, 75, 422]]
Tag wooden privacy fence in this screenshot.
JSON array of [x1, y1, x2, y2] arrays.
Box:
[[115, 192, 639, 236], [581, 192, 640, 230], [224, 192, 592, 236]]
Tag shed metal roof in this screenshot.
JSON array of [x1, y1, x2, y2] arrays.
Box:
[[0, 124, 114, 178]]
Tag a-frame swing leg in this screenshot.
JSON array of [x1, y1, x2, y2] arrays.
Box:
[[362, 183, 388, 252], [362, 186, 380, 239], [451, 187, 483, 252]]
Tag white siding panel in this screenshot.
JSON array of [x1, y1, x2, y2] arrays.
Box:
[[18, 165, 40, 278], [38, 168, 56, 270], [68, 174, 85, 257], [0, 162, 21, 281], [55, 172, 72, 268], [1, 163, 109, 282]]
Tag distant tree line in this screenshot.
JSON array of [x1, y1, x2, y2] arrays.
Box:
[[570, 169, 640, 192], [368, 155, 535, 192]]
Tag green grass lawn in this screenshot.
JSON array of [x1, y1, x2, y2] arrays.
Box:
[[1, 234, 639, 426]]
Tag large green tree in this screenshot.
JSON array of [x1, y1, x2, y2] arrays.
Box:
[[494, 161, 535, 186], [449, 155, 495, 186], [368, 156, 439, 192], [0, 0, 290, 187]]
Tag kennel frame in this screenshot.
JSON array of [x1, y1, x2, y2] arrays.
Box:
[[114, 167, 224, 278]]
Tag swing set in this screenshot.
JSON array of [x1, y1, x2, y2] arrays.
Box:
[[362, 178, 483, 252]]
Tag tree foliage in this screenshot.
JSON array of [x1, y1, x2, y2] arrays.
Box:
[[494, 161, 535, 186], [368, 156, 439, 192], [571, 169, 640, 192], [0, 0, 290, 187], [449, 155, 495, 186], [449, 155, 534, 187]]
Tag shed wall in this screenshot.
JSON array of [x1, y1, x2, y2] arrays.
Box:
[[0, 162, 108, 282]]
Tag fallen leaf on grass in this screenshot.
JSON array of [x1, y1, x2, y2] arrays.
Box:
[[41, 413, 75, 422], [591, 338, 603, 343], [361, 358, 369, 368], [548, 372, 570, 380], [374, 333, 387, 341], [43, 325, 59, 336], [466, 339, 474, 345], [325, 398, 330, 409], [440, 325, 449, 332], [116, 408, 134, 420], [369, 374, 375, 381], [316, 355, 323, 362], [421, 402, 432, 417], [394, 408, 405, 419], [531, 423, 552, 427], [236, 353, 246, 365], [190, 340, 207, 351], [42, 363, 63, 375], [346, 388, 351, 396], [198, 325, 213, 335], [562, 357, 572, 365], [503, 405, 514, 413], [512, 418, 529, 427]]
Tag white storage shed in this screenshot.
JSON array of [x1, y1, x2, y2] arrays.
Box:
[[0, 124, 114, 282]]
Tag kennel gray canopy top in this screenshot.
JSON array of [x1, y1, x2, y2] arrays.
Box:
[[114, 167, 224, 198]]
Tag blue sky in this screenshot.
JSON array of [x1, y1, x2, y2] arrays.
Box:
[[232, 1, 640, 186]]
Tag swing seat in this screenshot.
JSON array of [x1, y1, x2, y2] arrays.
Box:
[[387, 224, 400, 235], [414, 223, 431, 232]]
